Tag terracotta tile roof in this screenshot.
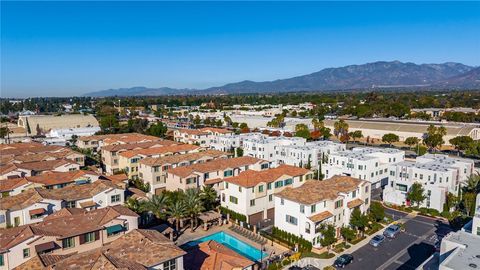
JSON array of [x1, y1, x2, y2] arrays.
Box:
[[1, 145, 65, 157], [0, 142, 43, 150], [177, 128, 209, 136], [199, 127, 233, 134], [167, 156, 265, 178], [276, 176, 366, 205], [204, 178, 223, 185], [102, 173, 129, 184], [139, 150, 231, 167], [43, 208, 87, 220], [101, 140, 176, 152], [0, 154, 15, 165], [119, 144, 200, 158], [0, 225, 35, 253], [36, 180, 121, 201], [308, 211, 334, 223], [224, 165, 312, 188], [12, 150, 82, 164], [24, 170, 99, 186], [347, 198, 364, 208], [15, 159, 77, 172], [0, 177, 29, 192], [0, 164, 20, 175], [48, 229, 185, 269], [79, 200, 97, 208], [0, 189, 46, 211], [78, 132, 157, 143], [184, 240, 254, 270]]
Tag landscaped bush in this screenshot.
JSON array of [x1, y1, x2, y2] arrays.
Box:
[[271, 227, 312, 252], [219, 206, 247, 223], [366, 222, 383, 235], [349, 236, 366, 245]]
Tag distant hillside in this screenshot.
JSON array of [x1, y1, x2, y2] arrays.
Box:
[[83, 61, 477, 97]]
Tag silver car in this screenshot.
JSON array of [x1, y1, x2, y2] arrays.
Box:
[[383, 225, 401, 238], [369, 234, 385, 247]]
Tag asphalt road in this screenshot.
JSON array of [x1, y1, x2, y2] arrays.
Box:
[[340, 208, 452, 270]]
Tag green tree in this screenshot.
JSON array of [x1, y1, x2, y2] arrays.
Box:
[[449, 136, 474, 155], [369, 201, 385, 222], [295, 124, 311, 140], [200, 186, 218, 211], [319, 126, 332, 139], [333, 119, 349, 138], [424, 125, 447, 152], [236, 147, 244, 157], [99, 115, 119, 133], [193, 115, 201, 127], [350, 208, 368, 236], [340, 226, 356, 244], [406, 182, 426, 207], [239, 123, 248, 129], [166, 199, 187, 232], [319, 224, 337, 251], [124, 197, 144, 214], [349, 130, 363, 143], [142, 193, 169, 220], [146, 122, 168, 138], [404, 137, 420, 149], [462, 192, 477, 217], [382, 133, 399, 147], [184, 188, 204, 232]]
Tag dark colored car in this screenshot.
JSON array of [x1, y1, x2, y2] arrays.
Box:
[[334, 254, 354, 268]]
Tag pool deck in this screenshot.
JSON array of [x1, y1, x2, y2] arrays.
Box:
[[175, 223, 288, 262]]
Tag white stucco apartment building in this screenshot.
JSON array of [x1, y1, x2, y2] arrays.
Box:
[[324, 147, 405, 189], [274, 176, 371, 248], [383, 154, 475, 212], [275, 141, 346, 169], [221, 165, 313, 225]]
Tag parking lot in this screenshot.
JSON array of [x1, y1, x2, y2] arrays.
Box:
[[342, 208, 452, 270]]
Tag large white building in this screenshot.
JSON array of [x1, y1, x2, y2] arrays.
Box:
[[276, 141, 346, 169], [383, 154, 475, 212], [274, 176, 371, 248], [243, 136, 306, 161], [221, 165, 313, 225], [325, 147, 405, 189]]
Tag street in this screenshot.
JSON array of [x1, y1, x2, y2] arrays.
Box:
[[342, 208, 452, 270]]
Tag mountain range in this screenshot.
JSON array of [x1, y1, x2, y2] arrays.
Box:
[[84, 61, 480, 97]]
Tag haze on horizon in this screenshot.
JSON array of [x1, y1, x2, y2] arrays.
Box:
[[1, 1, 479, 98]]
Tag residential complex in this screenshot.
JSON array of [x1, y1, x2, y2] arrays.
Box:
[[383, 154, 475, 211], [221, 165, 313, 225], [173, 127, 233, 147], [325, 147, 405, 189], [274, 176, 371, 248]]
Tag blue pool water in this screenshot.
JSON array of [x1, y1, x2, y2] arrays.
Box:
[[182, 231, 268, 261]]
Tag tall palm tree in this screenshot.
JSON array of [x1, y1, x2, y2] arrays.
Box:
[[200, 186, 218, 211], [142, 193, 169, 220], [166, 199, 187, 233], [184, 188, 205, 232]]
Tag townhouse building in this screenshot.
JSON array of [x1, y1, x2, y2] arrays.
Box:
[[118, 144, 201, 180], [7, 149, 86, 167], [275, 141, 346, 169], [0, 180, 124, 228], [221, 165, 313, 225], [275, 176, 371, 248], [101, 140, 178, 175], [173, 127, 233, 148], [166, 156, 269, 193], [14, 229, 186, 270], [324, 147, 405, 189], [383, 154, 475, 212], [0, 159, 80, 180], [138, 150, 232, 196], [0, 206, 138, 270], [209, 133, 264, 153], [0, 178, 29, 198], [243, 136, 306, 161]]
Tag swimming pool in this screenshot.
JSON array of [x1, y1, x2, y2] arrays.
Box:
[[182, 231, 268, 261]]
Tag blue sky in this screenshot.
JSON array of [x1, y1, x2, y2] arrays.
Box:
[[1, 1, 479, 98]]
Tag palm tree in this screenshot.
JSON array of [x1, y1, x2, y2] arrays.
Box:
[[184, 188, 205, 232], [142, 193, 169, 220], [124, 197, 143, 214], [463, 173, 480, 194], [200, 186, 218, 211], [166, 199, 187, 233]]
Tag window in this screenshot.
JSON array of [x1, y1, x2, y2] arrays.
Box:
[[286, 215, 298, 225], [111, 194, 121, 203], [335, 200, 343, 209], [225, 182, 229, 189], [267, 183, 272, 190], [224, 170, 233, 177], [250, 199, 255, 206], [352, 190, 357, 198], [66, 201, 76, 208], [269, 194, 273, 202], [186, 177, 196, 185], [23, 248, 30, 258], [156, 176, 161, 183], [396, 184, 408, 192], [284, 178, 293, 186], [275, 181, 284, 188], [305, 222, 311, 233], [238, 186, 242, 192], [62, 237, 75, 249], [365, 198, 369, 205], [258, 185, 264, 192], [85, 232, 96, 243], [0, 254, 3, 266], [311, 204, 316, 213], [229, 196, 238, 204], [365, 186, 369, 192], [281, 198, 284, 205], [204, 173, 209, 180], [163, 259, 177, 270], [261, 163, 269, 169], [300, 205, 305, 213]]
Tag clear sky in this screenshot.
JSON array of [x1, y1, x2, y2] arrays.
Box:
[[1, 1, 479, 98]]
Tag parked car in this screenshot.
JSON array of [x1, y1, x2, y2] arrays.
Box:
[[334, 254, 354, 268], [369, 234, 385, 247], [383, 224, 401, 238]]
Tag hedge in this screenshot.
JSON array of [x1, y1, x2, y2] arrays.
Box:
[[271, 227, 312, 252], [219, 206, 247, 223]]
